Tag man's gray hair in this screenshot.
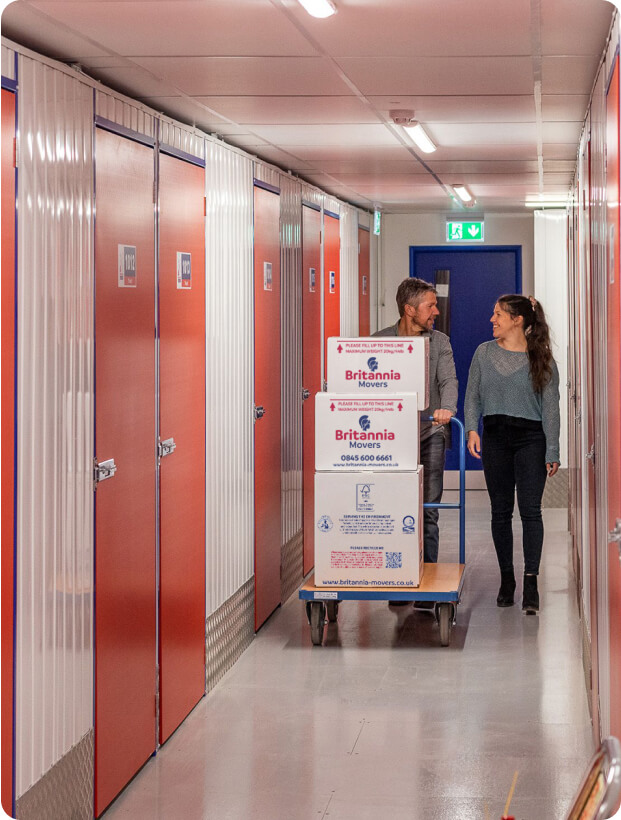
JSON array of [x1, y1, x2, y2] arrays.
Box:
[[396, 277, 436, 318]]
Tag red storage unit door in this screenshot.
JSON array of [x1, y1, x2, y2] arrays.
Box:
[[605, 58, 621, 740], [323, 212, 340, 380], [253, 184, 282, 630], [158, 151, 206, 744], [1, 86, 16, 819], [302, 205, 322, 575], [94, 128, 157, 815], [358, 226, 370, 337]]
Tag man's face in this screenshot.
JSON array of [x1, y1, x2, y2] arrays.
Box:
[[406, 291, 439, 332]]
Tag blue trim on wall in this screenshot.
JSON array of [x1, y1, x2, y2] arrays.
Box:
[[358, 223, 370, 232], [159, 142, 205, 168], [606, 47, 620, 96], [302, 199, 321, 212], [1, 77, 17, 92], [409, 245, 523, 293], [324, 209, 340, 220], [95, 116, 156, 147], [253, 178, 280, 195]]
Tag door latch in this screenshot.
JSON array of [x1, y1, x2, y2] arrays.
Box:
[[94, 458, 117, 488], [254, 405, 266, 421], [302, 388, 310, 401], [159, 438, 176, 459], [608, 519, 621, 564], [586, 444, 595, 463]]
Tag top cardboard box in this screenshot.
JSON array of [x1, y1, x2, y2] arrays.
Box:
[[326, 337, 429, 409]]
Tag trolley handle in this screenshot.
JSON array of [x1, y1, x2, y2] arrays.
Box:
[[422, 415, 466, 565]]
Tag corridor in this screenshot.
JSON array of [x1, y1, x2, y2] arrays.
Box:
[[103, 491, 591, 820]]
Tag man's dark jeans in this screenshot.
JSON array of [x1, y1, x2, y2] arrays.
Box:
[[481, 416, 547, 575], [420, 430, 446, 563]]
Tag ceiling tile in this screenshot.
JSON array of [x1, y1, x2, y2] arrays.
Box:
[[429, 122, 538, 146], [369, 96, 537, 123], [27, 0, 319, 57], [241, 124, 401, 147], [541, 0, 613, 55], [191, 96, 377, 125], [542, 95, 590, 122], [338, 57, 534, 96], [542, 56, 603, 95], [2, 2, 110, 58], [131, 56, 353, 96]]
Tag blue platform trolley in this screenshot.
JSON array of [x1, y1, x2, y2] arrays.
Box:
[[299, 416, 467, 648]]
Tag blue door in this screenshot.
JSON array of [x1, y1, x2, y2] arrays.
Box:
[[410, 246, 522, 470]]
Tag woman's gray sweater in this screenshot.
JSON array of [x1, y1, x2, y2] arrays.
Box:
[[464, 340, 561, 464]]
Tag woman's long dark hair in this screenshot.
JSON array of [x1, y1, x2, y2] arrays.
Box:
[[497, 294, 553, 393]]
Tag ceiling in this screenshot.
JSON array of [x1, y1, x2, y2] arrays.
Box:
[[1, 0, 615, 213]]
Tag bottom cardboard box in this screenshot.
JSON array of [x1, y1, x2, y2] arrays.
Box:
[[314, 470, 424, 588]]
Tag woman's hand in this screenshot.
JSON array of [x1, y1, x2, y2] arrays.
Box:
[[467, 431, 481, 459], [547, 462, 559, 477]]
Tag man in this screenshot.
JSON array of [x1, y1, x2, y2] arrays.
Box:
[[374, 277, 458, 566]]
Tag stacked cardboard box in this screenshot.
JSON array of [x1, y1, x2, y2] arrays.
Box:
[[314, 337, 429, 588]]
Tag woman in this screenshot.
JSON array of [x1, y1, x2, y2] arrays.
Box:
[[464, 295, 560, 614]]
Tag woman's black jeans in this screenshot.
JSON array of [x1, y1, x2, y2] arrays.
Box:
[[481, 415, 548, 575]]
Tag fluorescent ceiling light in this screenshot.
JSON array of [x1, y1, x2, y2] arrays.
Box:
[[452, 185, 472, 203], [403, 122, 436, 153], [296, 0, 337, 18]]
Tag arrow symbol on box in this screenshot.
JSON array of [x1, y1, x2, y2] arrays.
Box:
[[398, 403, 403, 411], [330, 403, 335, 411], [468, 225, 479, 237], [408, 345, 413, 353], [337, 344, 343, 353]]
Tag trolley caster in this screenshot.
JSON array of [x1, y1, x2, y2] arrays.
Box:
[[436, 603, 455, 647], [326, 600, 340, 622], [309, 602, 326, 646]]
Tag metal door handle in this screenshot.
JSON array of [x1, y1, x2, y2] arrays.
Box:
[[159, 437, 176, 458], [302, 388, 310, 401], [254, 405, 266, 421], [94, 458, 117, 488], [609, 519, 621, 543]]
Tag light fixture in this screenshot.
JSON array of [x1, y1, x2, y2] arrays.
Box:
[[452, 184, 473, 203], [402, 122, 437, 154], [296, 0, 337, 18], [389, 110, 437, 154]]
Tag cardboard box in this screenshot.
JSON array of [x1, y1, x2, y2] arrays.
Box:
[[315, 393, 419, 471], [314, 470, 424, 587], [326, 337, 429, 408]]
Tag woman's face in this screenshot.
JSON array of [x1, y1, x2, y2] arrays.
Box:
[[490, 302, 518, 341]]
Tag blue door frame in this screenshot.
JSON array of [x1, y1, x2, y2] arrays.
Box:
[[410, 245, 522, 470]]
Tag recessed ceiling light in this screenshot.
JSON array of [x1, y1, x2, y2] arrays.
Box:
[[296, 0, 337, 18]]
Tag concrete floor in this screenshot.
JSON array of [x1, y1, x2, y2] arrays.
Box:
[[104, 491, 593, 820]]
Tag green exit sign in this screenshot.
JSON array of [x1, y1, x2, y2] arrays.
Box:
[[446, 221, 484, 242]]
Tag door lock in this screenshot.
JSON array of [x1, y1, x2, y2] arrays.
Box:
[[254, 405, 266, 421], [586, 444, 595, 463], [94, 458, 117, 488], [159, 438, 176, 459], [302, 388, 310, 401]]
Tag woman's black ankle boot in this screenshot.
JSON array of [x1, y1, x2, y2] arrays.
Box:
[[496, 569, 516, 607], [522, 574, 539, 614]]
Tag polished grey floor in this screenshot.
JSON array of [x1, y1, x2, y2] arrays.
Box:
[[104, 491, 593, 820]]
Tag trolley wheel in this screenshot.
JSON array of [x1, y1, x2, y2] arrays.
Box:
[[310, 602, 326, 646], [438, 603, 454, 647], [326, 601, 339, 622]]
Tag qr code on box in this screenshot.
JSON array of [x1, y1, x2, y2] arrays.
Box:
[[386, 552, 402, 569]]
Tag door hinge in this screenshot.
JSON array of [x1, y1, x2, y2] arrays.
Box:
[[158, 437, 176, 460]]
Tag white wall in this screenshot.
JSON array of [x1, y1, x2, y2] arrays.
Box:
[[534, 209, 569, 466], [378, 212, 535, 328]]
